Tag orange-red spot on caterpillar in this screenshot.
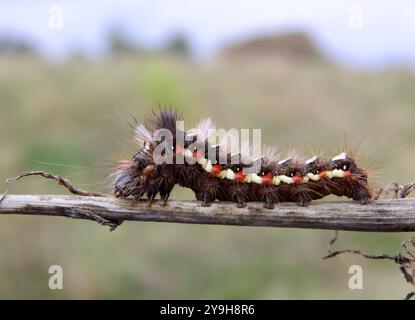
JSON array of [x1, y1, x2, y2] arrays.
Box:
[[292, 175, 303, 184], [235, 171, 246, 182], [319, 171, 328, 178], [262, 173, 273, 185], [344, 171, 351, 177], [212, 164, 222, 176]]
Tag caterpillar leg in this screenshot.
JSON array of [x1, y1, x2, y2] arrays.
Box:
[[195, 177, 222, 207], [146, 177, 161, 206], [131, 186, 145, 203], [296, 192, 312, 207], [146, 191, 157, 206], [159, 180, 176, 206], [357, 197, 370, 205], [147, 180, 176, 206], [258, 186, 278, 210], [196, 191, 216, 207], [236, 195, 247, 208], [230, 184, 250, 208], [156, 165, 176, 206], [128, 177, 147, 205], [353, 187, 372, 204], [159, 189, 171, 206], [263, 193, 275, 210], [201, 192, 212, 207], [128, 185, 146, 206]]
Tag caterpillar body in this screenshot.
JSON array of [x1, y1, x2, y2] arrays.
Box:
[[114, 109, 372, 208]]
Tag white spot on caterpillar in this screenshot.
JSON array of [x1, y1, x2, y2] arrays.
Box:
[[326, 171, 334, 179], [279, 175, 294, 184], [198, 157, 208, 166], [218, 170, 227, 179], [205, 160, 213, 173], [225, 169, 235, 180], [331, 169, 345, 178], [303, 176, 309, 183], [184, 149, 193, 158], [332, 152, 347, 161], [272, 176, 281, 185], [244, 175, 252, 183], [250, 174, 262, 184], [307, 173, 320, 181]]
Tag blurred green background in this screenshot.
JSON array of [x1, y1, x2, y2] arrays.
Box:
[[1, 28, 415, 299]]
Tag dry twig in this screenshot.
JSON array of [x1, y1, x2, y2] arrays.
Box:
[[0, 171, 121, 230], [0, 170, 106, 204], [324, 233, 415, 300]]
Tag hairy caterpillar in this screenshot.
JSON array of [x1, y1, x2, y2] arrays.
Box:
[[114, 109, 372, 208]]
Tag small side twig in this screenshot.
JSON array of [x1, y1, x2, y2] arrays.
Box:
[[374, 181, 415, 200], [404, 291, 415, 300], [324, 233, 415, 300], [65, 207, 122, 231], [0, 171, 107, 204], [0, 171, 122, 231], [324, 233, 396, 260], [401, 182, 415, 199], [324, 248, 397, 261], [326, 230, 339, 255]]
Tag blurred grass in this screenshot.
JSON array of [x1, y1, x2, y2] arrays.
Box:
[[0, 53, 414, 299]]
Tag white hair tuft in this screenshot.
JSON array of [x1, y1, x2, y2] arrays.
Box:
[[134, 123, 153, 147], [332, 152, 347, 161]]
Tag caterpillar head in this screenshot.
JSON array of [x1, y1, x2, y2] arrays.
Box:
[[114, 170, 134, 197], [114, 161, 157, 198], [114, 159, 148, 198], [329, 152, 367, 179], [114, 125, 156, 199], [329, 152, 372, 202]]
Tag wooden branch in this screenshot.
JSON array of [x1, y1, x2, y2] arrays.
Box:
[[1, 194, 415, 232]]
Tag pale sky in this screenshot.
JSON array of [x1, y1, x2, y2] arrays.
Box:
[[1, 0, 415, 68]]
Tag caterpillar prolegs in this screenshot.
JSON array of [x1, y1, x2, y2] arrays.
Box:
[[113, 109, 373, 208]]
